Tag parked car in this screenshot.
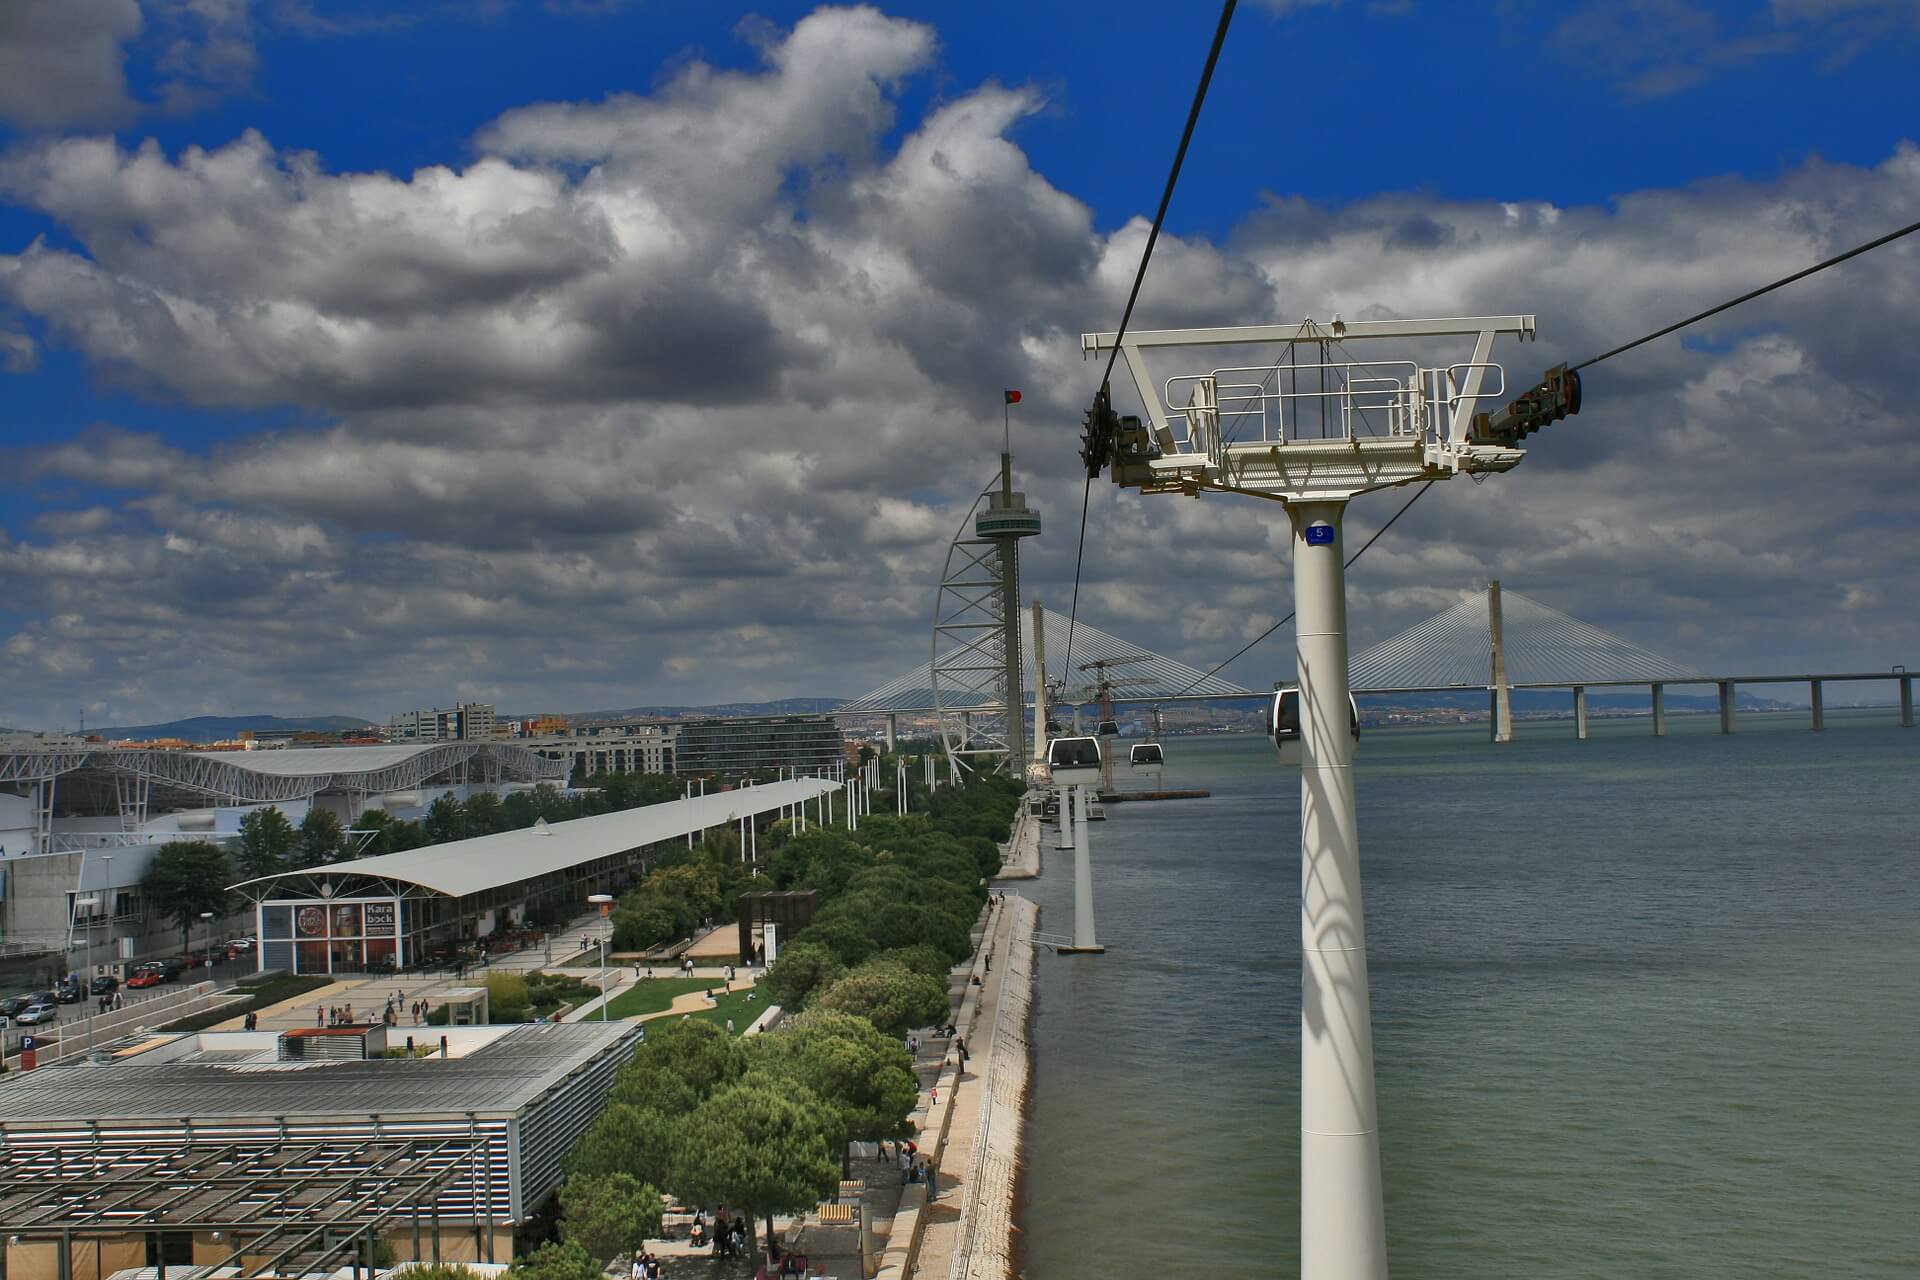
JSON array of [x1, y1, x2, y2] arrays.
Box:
[[137, 959, 183, 983], [0, 995, 34, 1018], [55, 981, 85, 1004], [125, 969, 163, 989], [173, 953, 206, 970], [15, 1002, 59, 1026], [88, 975, 119, 996], [226, 937, 256, 951]]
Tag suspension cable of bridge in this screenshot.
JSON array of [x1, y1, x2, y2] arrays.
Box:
[[1061, 0, 1237, 679]]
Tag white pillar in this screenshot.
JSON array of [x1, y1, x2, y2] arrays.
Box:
[[1291, 501, 1387, 1280], [1810, 680, 1824, 731], [1488, 579, 1513, 744], [1573, 686, 1589, 740], [1053, 786, 1073, 849], [885, 714, 897, 752], [1719, 680, 1736, 734], [1070, 785, 1098, 950], [1652, 683, 1667, 736]]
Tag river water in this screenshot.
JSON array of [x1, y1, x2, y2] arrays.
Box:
[[1015, 710, 1919, 1277]]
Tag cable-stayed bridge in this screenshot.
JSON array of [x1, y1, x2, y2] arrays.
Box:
[[838, 584, 1916, 742]]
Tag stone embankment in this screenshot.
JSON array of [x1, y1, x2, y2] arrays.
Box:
[[993, 808, 1042, 880], [875, 892, 1036, 1280]]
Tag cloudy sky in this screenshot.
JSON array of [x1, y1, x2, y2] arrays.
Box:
[[2, 0, 1917, 729]]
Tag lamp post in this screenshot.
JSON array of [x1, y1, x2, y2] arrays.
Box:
[[77, 895, 99, 1037], [201, 911, 215, 975], [101, 853, 115, 979], [587, 894, 614, 1021]]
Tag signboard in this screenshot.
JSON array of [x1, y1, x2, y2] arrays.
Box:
[[1305, 524, 1336, 546], [296, 905, 328, 938], [363, 901, 397, 935], [332, 904, 363, 938]]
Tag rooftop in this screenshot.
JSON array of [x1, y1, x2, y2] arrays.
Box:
[[230, 775, 840, 899], [0, 1021, 638, 1129]]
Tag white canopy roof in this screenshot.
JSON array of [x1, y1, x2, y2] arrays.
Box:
[[231, 777, 842, 899]]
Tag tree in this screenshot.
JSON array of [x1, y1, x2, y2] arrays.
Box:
[[811, 959, 950, 1037], [556, 1171, 662, 1263], [463, 790, 508, 836], [234, 807, 294, 879], [672, 1073, 838, 1256], [295, 807, 345, 868], [424, 793, 467, 844], [567, 1103, 679, 1190], [505, 1240, 601, 1280], [609, 1019, 741, 1113], [761, 941, 846, 1011], [750, 1010, 918, 1175], [354, 809, 397, 856], [141, 841, 234, 949]]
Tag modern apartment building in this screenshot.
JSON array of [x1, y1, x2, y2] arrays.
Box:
[[525, 723, 677, 779], [672, 714, 844, 776], [388, 702, 496, 742]]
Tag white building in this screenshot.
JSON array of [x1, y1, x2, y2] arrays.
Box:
[[388, 702, 496, 742]]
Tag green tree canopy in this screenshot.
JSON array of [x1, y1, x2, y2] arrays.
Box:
[[810, 957, 950, 1037], [556, 1171, 662, 1263], [234, 806, 294, 879], [671, 1073, 838, 1253], [760, 940, 846, 1011], [295, 807, 345, 868], [748, 1010, 919, 1173], [141, 841, 234, 949], [505, 1239, 601, 1280], [424, 793, 467, 844], [566, 1103, 679, 1190], [608, 1018, 742, 1113]]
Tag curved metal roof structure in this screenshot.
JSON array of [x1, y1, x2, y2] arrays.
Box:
[[230, 777, 840, 900], [0, 740, 568, 805]]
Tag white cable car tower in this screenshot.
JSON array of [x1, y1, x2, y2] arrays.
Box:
[[1082, 314, 1571, 1280], [930, 416, 1041, 779]]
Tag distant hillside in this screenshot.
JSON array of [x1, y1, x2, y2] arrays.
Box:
[[86, 714, 377, 742], [558, 697, 852, 722]]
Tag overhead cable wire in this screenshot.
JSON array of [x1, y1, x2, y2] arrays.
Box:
[[1062, 0, 1239, 681], [1572, 216, 1920, 372], [1166, 478, 1435, 698]]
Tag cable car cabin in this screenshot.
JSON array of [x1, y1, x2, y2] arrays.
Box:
[[1096, 719, 1120, 736], [1130, 742, 1165, 777], [1047, 736, 1104, 786], [1269, 687, 1360, 767]]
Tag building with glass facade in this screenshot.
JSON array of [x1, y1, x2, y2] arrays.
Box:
[[672, 714, 845, 776]]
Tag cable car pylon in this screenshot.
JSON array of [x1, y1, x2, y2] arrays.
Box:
[[1082, 313, 1575, 1280]]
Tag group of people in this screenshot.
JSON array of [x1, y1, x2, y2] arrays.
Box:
[[627, 1249, 665, 1279], [687, 1206, 749, 1258], [95, 991, 124, 1013]]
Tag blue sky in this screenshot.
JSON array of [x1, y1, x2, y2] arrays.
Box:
[[1, 1, 1917, 726]]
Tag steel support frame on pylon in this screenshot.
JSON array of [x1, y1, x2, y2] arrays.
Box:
[[930, 478, 1017, 779], [1086, 314, 1539, 1280]]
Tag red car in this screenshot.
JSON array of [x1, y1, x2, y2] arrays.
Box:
[[125, 970, 163, 989]]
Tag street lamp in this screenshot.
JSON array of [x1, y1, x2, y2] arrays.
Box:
[[101, 854, 115, 976], [77, 896, 99, 1037], [201, 911, 215, 974], [587, 894, 614, 1021]]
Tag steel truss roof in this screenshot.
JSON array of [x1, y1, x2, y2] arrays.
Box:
[[0, 742, 567, 805], [0, 1134, 486, 1277]]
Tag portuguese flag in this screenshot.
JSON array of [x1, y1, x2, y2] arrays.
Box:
[[1004, 389, 1022, 405]]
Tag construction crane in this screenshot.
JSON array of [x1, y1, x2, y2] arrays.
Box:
[[1077, 654, 1154, 792]]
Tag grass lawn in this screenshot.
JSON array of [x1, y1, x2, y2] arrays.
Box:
[[158, 974, 333, 1033], [604, 976, 716, 1019], [682, 986, 763, 1036]]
